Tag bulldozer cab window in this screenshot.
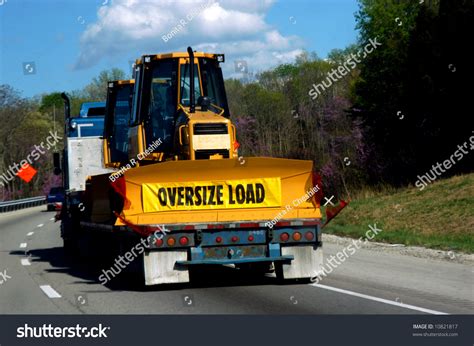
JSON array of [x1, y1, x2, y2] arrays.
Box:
[[109, 85, 132, 163], [180, 63, 201, 107], [199, 58, 230, 117], [146, 59, 177, 152]]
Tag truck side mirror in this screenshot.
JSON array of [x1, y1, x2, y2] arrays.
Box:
[[53, 152, 62, 175]]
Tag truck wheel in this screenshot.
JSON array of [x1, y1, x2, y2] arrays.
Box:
[[275, 262, 285, 281], [63, 237, 78, 257], [237, 263, 272, 275]]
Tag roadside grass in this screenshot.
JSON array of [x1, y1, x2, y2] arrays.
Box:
[[323, 173, 474, 253]]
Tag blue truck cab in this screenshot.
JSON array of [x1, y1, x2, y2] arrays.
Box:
[[67, 102, 106, 138]]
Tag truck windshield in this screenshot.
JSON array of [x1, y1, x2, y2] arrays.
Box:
[[146, 59, 177, 152], [180, 63, 201, 107], [199, 58, 230, 117], [87, 107, 106, 117]]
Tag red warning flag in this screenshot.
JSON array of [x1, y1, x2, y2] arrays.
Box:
[[323, 200, 349, 228], [113, 211, 165, 237], [17, 164, 37, 183], [110, 175, 131, 210]]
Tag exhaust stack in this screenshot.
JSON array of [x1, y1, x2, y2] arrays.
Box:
[[187, 46, 195, 113], [61, 92, 71, 120]]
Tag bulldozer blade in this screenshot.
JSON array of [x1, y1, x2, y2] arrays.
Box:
[[89, 157, 322, 226]]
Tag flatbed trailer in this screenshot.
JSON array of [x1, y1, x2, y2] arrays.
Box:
[[80, 217, 322, 285]]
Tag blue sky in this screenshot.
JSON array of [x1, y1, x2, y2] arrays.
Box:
[[0, 0, 359, 98]]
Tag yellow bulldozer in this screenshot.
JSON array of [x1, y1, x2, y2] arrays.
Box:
[[59, 47, 325, 286]]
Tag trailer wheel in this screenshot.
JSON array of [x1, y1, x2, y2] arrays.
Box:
[[275, 262, 284, 281], [237, 263, 273, 275], [63, 237, 78, 257]]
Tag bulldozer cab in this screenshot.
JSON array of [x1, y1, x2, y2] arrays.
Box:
[[103, 79, 135, 168], [90, 48, 323, 240], [128, 48, 234, 163]]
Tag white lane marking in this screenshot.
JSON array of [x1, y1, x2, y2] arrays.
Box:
[[27, 232, 34, 236], [19, 243, 27, 249], [21, 258, 31, 266], [50, 218, 55, 221], [37, 224, 44, 228], [311, 283, 448, 315], [40, 285, 62, 298]]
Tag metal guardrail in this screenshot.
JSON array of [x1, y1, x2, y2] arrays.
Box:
[[0, 196, 46, 213]]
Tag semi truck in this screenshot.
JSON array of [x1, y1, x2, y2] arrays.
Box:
[[57, 48, 325, 285], [54, 97, 114, 251]]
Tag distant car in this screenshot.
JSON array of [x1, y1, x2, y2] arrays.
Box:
[[46, 187, 65, 211]]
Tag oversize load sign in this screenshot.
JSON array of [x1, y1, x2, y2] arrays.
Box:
[[142, 178, 281, 212]]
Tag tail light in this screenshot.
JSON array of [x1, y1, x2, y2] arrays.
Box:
[[280, 232, 289, 242], [179, 236, 189, 246], [248, 235, 254, 242], [216, 236, 223, 243], [167, 237, 176, 246], [305, 231, 314, 241], [155, 237, 163, 247], [231, 236, 239, 242], [293, 232, 302, 241]]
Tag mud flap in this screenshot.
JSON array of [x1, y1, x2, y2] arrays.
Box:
[[280, 245, 323, 279], [143, 250, 190, 285]]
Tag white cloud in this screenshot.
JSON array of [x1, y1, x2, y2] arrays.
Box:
[[74, 0, 305, 76]]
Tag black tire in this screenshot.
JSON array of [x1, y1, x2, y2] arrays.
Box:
[[275, 262, 285, 281], [63, 237, 78, 257], [237, 262, 273, 275]]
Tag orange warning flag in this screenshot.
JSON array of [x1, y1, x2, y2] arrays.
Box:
[[17, 164, 37, 183]]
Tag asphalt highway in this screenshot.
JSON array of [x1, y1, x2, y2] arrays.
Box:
[[0, 206, 472, 314]]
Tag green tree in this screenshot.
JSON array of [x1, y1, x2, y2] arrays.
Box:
[[39, 92, 63, 113], [83, 68, 126, 101], [226, 52, 367, 198], [354, 0, 473, 184], [353, 0, 421, 184], [38, 92, 64, 135]]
